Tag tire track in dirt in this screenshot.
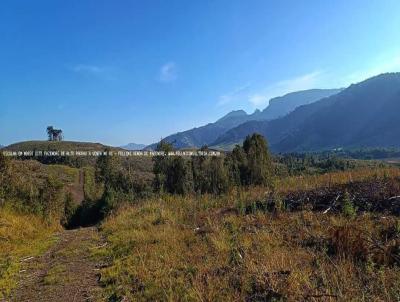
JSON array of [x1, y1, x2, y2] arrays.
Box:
[[11, 227, 104, 302]]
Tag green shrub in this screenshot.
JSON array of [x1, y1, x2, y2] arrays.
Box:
[[341, 191, 356, 218]]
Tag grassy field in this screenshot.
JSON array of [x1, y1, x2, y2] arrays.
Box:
[[274, 166, 400, 193], [97, 167, 400, 301], [1, 156, 400, 301], [0, 209, 59, 299]]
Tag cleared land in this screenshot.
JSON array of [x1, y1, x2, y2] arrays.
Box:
[[96, 168, 400, 301]]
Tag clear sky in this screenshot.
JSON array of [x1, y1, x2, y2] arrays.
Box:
[[1, 0, 400, 146]]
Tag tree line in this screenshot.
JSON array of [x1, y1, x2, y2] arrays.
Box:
[[153, 133, 273, 195], [1, 132, 369, 225], [92, 133, 273, 216]]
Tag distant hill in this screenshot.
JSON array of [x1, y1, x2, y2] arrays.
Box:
[[4, 141, 121, 152], [145, 110, 255, 150], [146, 89, 340, 149], [120, 143, 146, 150], [211, 73, 400, 152], [0, 145, 3, 149]]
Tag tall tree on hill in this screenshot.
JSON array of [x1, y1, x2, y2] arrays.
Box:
[[46, 126, 54, 141], [46, 126, 63, 141]]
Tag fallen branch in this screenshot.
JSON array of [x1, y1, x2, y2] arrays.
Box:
[[323, 194, 340, 214], [322, 207, 332, 214]]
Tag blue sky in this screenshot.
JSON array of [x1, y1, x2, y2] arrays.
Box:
[[1, 0, 400, 146]]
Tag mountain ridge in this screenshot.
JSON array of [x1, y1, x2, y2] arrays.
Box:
[[211, 73, 400, 152], [120, 143, 146, 150], [257, 88, 342, 120], [146, 88, 341, 149]]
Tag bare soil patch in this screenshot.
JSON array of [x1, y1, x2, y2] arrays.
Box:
[[11, 227, 104, 302]]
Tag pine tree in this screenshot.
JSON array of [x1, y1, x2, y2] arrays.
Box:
[[341, 190, 356, 218]]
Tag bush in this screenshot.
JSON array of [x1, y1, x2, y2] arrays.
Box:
[[341, 191, 356, 218], [99, 185, 117, 216]]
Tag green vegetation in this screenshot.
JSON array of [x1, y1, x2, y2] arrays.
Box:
[[275, 152, 387, 176], [327, 148, 400, 160]]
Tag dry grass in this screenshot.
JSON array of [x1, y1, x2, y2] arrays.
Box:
[[274, 166, 400, 194], [0, 208, 59, 298], [99, 202, 400, 301], [1, 163, 399, 301], [97, 168, 400, 301]]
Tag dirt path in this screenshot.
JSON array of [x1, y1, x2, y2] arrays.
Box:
[[11, 227, 104, 302]]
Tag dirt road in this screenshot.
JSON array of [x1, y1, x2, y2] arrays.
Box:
[[11, 227, 104, 302]]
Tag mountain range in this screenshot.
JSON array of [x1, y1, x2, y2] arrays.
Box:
[[3, 73, 399, 154], [211, 73, 400, 152], [146, 88, 341, 150]]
